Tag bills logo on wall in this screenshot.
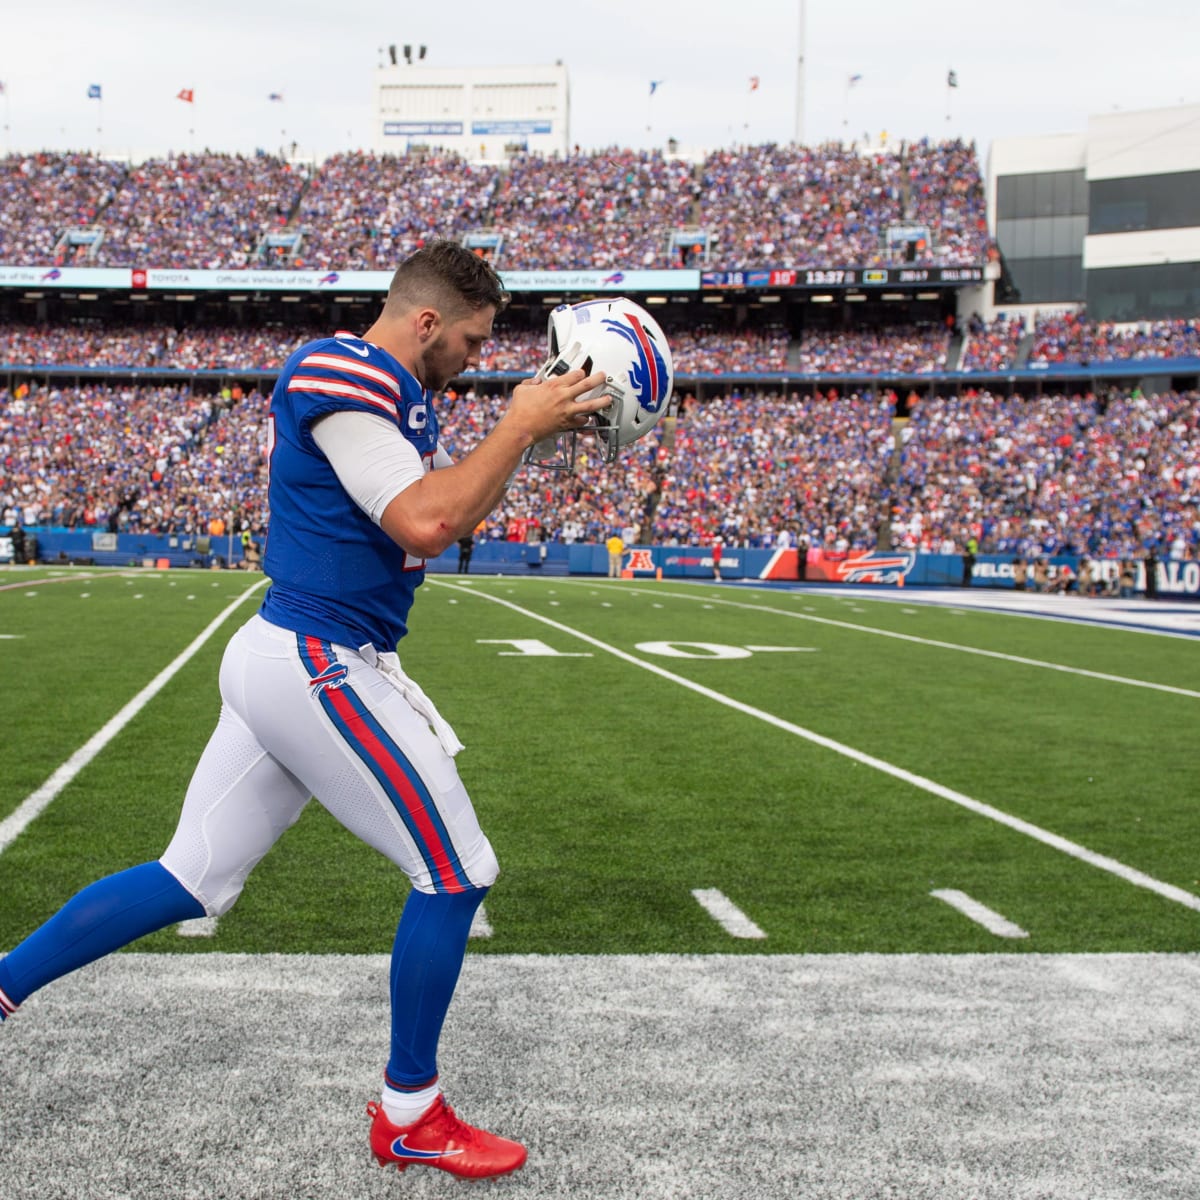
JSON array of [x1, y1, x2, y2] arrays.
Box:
[[759, 549, 916, 584], [833, 552, 917, 584]]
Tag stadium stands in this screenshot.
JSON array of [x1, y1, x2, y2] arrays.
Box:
[[0, 153, 127, 265], [793, 324, 949, 374], [0, 142, 990, 271], [697, 139, 988, 269], [0, 320, 789, 376], [1029, 313, 1200, 365], [892, 388, 1200, 559], [4, 376, 1196, 561], [491, 148, 697, 270], [289, 150, 493, 269], [95, 153, 307, 268], [7, 313, 1199, 376], [0, 381, 251, 535], [960, 314, 1025, 372], [1, 141, 1197, 569]]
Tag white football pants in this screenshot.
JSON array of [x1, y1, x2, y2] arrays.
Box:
[[161, 614, 499, 915]]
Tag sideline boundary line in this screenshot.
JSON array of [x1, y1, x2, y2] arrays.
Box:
[[0, 573, 99, 593], [588, 581, 1200, 700], [0, 579, 267, 855], [434, 579, 1200, 913]]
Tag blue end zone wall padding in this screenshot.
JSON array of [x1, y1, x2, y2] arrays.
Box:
[[5, 534, 1198, 598]]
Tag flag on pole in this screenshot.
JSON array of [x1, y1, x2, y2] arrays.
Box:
[[268, 92, 284, 102], [848, 73, 863, 87], [87, 84, 102, 100], [0, 81, 7, 96], [749, 76, 760, 92], [649, 80, 664, 97], [947, 69, 959, 88], [177, 88, 195, 103]]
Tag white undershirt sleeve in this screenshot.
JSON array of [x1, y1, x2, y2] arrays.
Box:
[[311, 409, 428, 525]]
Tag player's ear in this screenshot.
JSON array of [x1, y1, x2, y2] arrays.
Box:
[[414, 307, 441, 343]]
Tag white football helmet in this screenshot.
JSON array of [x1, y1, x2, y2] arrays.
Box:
[[523, 297, 674, 470]]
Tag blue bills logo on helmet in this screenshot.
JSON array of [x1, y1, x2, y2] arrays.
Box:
[[602, 313, 670, 414]]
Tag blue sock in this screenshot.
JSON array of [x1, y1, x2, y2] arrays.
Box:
[[385, 886, 487, 1090], [0, 861, 204, 1011]]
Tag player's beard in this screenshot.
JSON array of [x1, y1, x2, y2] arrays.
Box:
[[422, 343, 461, 394]]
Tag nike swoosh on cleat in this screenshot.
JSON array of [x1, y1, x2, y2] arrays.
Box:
[[336, 341, 371, 357], [389, 1136, 464, 1160]]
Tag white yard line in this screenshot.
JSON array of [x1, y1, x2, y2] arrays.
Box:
[[691, 888, 767, 939], [0, 573, 98, 593], [0, 580, 267, 855], [433, 579, 1200, 914], [610, 584, 1200, 700], [930, 889, 1030, 939], [177, 916, 220, 938], [470, 903, 494, 939]]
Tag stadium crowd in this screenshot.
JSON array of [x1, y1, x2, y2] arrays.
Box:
[[0, 380, 259, 538], [0, 141, 990, 272], [483, 148, 697, 270], [0, 153, 128, 264], [285, 151, 493, 270], [1028, 313, 1200, 365], [95, 154, 307, 268], [432, 386, 895, 550], [4, 377, 1196, 564], [959, 314, 1025, 372], [0, 320, 790, 376], [792, 324, 949, 374], [956, 312, 1200, 372], [8, 314, 1200, 376], [892, 388, 1200, 560], [696, 138, 988, 269], [0, 322, 308, 371]]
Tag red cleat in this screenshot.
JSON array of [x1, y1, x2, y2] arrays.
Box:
[[367, 1095, 527, 1179]]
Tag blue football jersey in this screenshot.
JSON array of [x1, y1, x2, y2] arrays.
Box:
[[261, 332, 439, 651]]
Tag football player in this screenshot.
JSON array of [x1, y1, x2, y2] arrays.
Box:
[[0, 240, 609, 1179]]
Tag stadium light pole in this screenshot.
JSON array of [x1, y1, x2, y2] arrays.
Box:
[[794, 0, 806, 146]]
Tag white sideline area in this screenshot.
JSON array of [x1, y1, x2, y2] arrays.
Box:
[[1, 951, 1196, 1199]]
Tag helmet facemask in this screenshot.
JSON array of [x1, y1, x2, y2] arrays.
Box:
[[523, 339, 623, 470]]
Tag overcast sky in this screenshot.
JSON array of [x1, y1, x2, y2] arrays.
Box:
[[1, 0, 1196, 162]]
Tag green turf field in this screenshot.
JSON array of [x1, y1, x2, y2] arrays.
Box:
[[1, 566, 1197, 956]]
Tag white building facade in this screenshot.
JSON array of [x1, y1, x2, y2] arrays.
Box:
[[373, 62, 570, 163]]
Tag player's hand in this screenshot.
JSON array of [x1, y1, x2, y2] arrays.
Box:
[[505, 367, 610, 444]]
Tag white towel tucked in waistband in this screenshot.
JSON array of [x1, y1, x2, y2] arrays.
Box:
[[357, 643, 465, 758]]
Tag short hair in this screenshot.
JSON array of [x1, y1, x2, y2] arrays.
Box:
[[385, 239, 509, 319]]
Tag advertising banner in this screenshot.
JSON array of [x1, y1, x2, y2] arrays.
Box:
[[471, 121, 552, 135], [138, 269, 394, 292], [497, 268, 699, 293], [660, 547, 745, 579], [0, 266, 133, 289], [382, 121, 463, 136], [1152, 558, 1200, 596]]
